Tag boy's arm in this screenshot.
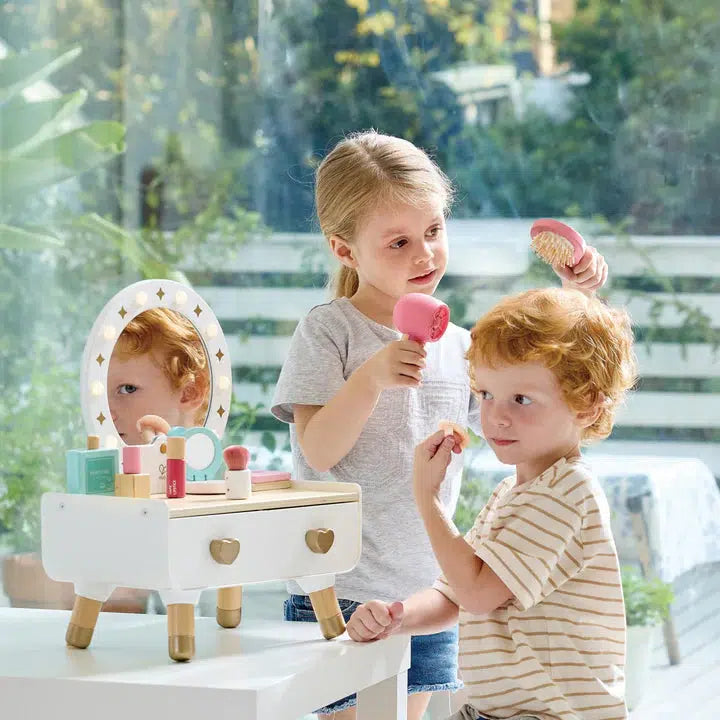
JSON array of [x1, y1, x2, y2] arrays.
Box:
[[401, 587, 459, 635], [413, 433, 514, 616], [347, 588, 458, 642]]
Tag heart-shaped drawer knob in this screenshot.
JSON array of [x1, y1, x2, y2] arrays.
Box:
[[305, 528, 335, 554], [209, 538, 240, 565]]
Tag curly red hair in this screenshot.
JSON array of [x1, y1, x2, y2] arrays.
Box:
[[114, 307, 210, 426], [466, 288, 637, 443]]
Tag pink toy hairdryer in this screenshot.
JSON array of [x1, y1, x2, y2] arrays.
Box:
[[392, 293, 450, 343]]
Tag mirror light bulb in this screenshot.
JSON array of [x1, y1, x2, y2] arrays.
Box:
[[90, 381, 104, 397], [105, 435, 119, 449], [175, 291, 187, 305], [206, 323, 218, 339], [218, 375, 230, 390], [135, 291, 148, 306], [103, 325, 116, 340]]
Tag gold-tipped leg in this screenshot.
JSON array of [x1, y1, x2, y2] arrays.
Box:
[[66, 596, 103, 649], [216, 586, 243, 629], [167, 603, 195, 662], [168, 634, 195, 662], [309, 587, 346, 640]]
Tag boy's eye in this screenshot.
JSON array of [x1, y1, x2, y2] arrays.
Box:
[[479, 390, 493, 400], [426, 225, 441, 238], [118, 384, 138, 395], [514, 394, 532, 405], [389, 237, 408, 249]]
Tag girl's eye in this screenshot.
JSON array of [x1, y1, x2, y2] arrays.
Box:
[[118, 384, 138, 395], [426, 226, 441, 238], [479, 390, 493, 400], [389, 237, 408, 249], [514, 394, 532, 405]]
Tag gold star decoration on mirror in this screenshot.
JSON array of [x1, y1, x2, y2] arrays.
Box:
[[156, 287, 165, 300], [97, 412, 106, 425], [217, 406, 226, 418], [96, 353, 105, 366], [194, 304, 202, 317], [215, 349, 224, 361], [118, 306, 127, 319]]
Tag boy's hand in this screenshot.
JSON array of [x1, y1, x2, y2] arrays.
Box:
[[347, 600, 404, 642], [553, 245, 608, 294], [359, 338, 426, 391], [413, 430, 461, 501]]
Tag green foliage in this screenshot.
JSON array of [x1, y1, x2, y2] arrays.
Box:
[[621, 566, 674, 627], [0, 47, 125, 247], [0, 352, 85, 553]]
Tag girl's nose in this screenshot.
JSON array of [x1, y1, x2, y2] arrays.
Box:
[[414, 240, 433, 264]]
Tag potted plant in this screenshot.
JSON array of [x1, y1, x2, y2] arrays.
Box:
[[622, 566, 674, 710]]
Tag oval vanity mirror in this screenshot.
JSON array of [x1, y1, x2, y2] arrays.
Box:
[[80, 279, 232, 493]]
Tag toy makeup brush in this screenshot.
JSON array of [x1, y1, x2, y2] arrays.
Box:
[[530, 219, 586, 268], [223, 445, 251, 500], [393, 293, 450, 343]]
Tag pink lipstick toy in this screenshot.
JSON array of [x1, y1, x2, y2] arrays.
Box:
[[393, 293, 450, 343]]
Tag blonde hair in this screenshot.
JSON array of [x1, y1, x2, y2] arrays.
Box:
[[315, 130, 454, 298], [466, 288, 637, 443], [115, 307, 211, 426]]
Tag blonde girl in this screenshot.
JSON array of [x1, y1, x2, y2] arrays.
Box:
[[271, 130, 607, 720]]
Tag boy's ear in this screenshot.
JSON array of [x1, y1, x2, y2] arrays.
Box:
[[180, 379, 206, 411], [329, 234, 357, 269], [575, 393, 606, 428]]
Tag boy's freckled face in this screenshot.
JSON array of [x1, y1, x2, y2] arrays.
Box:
[[474, 362, 584, 482], [107, 351, 185, 445]]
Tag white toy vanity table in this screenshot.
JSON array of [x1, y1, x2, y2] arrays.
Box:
[[40, 279, 363, 662], [42, 482, 361, 661]]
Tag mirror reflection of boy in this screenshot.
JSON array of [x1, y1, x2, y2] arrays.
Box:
[[108, 308, 210, 445]]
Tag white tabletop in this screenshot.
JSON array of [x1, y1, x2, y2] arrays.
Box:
[[0, 608, 411, 720]]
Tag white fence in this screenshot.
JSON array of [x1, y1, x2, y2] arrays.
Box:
[[190, 219, 720, 475]]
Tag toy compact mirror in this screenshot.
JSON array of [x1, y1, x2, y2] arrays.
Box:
[[80, 279, 232, 476]]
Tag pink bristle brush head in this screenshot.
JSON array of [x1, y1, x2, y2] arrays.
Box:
[[530, 219, 586, 268], [223, 445, 250, 471], [393, 293, 450, 343]]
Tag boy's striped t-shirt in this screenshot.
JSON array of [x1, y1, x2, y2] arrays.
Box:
[[435, 457, 627, 720]]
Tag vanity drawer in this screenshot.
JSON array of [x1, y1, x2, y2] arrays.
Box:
[[167, 500, 361, 588]]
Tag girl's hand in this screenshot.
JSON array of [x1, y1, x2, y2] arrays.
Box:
[[553, 245, 608, 294], [359, 338, 426, 391], [413, 430, 462, 502], [347, 600, 404, 642]]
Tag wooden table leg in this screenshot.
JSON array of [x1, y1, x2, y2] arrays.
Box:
[[167, 603, 195, 662], [216, 586, 243, 628], [308, 586, 346, 640], [66, 596, 103, 649]]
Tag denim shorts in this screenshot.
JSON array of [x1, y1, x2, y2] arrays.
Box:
[[284, 593, 462, 714]]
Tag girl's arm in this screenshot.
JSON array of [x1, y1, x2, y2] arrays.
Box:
[[293, 363, 380, 472], [294, 338, 425, 472]]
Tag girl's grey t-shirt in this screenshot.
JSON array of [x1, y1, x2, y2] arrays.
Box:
[[271, 296, 481, 603]]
